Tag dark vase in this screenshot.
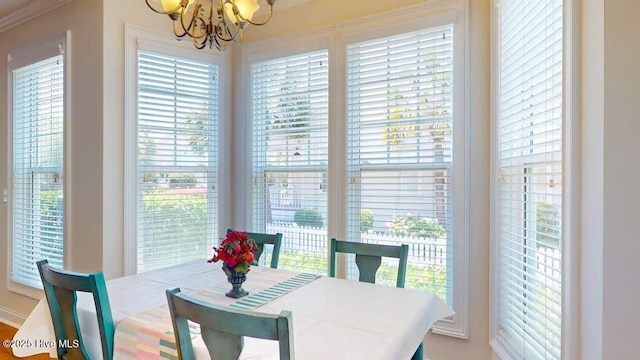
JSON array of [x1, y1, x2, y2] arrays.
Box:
[[222, 263, 249, 298]]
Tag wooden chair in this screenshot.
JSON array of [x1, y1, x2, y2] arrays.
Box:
[[329, 239, 424, 359], [166, 287, 295, 360], [329, 238, 409, 288], [36, 259, 114, 360], [227, 228, 283, 269]]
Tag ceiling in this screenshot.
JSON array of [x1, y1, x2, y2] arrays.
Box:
[[0, 0, 310, 34]]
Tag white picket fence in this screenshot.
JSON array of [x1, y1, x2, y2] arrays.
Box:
[[265, 223, 449, 266]]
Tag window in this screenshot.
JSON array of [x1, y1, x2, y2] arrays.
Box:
[[126, 34, 223, 273], [246, 1, 467, 336], [346, 24, 454, 303], [250, 49, 330, 275], [492, 0, 566, 359], [8, 33, 67, 289]]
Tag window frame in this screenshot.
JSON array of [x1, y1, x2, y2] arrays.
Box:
[[6, 31, 71, 298], [489, 0, 579, 358], [123, 24, 230, 275], [242, 0, 469, 338]]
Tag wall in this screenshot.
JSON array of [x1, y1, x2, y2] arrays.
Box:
[[243, 1, 492, 359], [601, 0, 640, 358], [0, 0, 104, 322], [581, 0, 604, 358]]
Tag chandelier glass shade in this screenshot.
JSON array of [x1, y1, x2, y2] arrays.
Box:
[[145, 0, 276, 50]]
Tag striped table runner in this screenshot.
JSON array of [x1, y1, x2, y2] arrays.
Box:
[[113, 271, 319, 359]]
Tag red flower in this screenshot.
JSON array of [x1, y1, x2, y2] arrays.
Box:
[[208, 231, 258, 274]]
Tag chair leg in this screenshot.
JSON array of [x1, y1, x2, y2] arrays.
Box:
[[411, 342, 424, 360]]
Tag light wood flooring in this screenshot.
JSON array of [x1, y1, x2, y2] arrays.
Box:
[[0, 323, 50, 360]]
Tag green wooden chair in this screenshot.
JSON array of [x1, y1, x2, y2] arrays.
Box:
[[329, 238, 409, 288], [36, 259, 114, 360], [166, 287, 295, 360], [227, 228, 283, 269], [329, 239, 424, 359]]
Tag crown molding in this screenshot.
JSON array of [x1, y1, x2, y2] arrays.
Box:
[[0, 0, 72, 33]]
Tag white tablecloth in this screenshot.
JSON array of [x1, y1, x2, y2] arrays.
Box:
[[13, 260, 454, 359]]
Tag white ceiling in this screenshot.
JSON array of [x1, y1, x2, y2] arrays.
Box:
[[0, 0, 310, 33]]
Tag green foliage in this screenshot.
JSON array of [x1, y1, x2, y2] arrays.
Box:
[[277, 250, 328, 276], [293, 208, 323, 227], [360, 209, 374, 232], [40, 190, 63, 255], [141, 191, 209, 268], [40, 190, 62, 216], [376, 262, 448, 301], [386, 214, 446, 239], [536, 201, 560, 248]]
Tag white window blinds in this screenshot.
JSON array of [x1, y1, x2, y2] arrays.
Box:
[[496, 0, 563, 358], [136, 50, 219, 273], [11, 50, 65, 288], [251, 50, 329, 274], [346, 25, 454, 301]]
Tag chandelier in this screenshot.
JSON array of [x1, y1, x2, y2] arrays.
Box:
[[145, 0, 276, 51]]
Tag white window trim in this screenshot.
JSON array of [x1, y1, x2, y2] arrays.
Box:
[[6, 30, 72, 298], [241, 0, 469, 338], [488, 0, 579, 358], [123, 24, 231, 275]]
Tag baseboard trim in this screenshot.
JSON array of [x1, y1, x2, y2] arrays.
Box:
[[0, 306, 26, 328]]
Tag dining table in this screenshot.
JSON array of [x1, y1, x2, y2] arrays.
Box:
[[12, 259, 454, 359]]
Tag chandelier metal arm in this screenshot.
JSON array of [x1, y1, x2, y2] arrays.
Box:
[[179, 5, 210, 40], [146, 0, 276, 51]]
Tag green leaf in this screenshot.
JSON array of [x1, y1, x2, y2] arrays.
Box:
[[234, 261, 249, 274]]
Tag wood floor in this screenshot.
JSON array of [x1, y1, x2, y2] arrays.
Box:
[[0, 323, 50, 360]]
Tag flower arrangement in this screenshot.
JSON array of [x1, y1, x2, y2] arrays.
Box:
[[208, 231, 258, 274]]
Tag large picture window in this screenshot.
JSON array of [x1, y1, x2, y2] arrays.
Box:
[[250, 49, 330, 275], [492, 0, 566, 358], [133, 48, 220, 273], [9, 34, 67, 289], [346, 24, 454, 302]]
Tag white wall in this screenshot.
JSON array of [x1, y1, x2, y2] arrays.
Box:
[[0, 0, 104, 322], [581, 0, 640, 358], [601, 0, 640, 358]]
